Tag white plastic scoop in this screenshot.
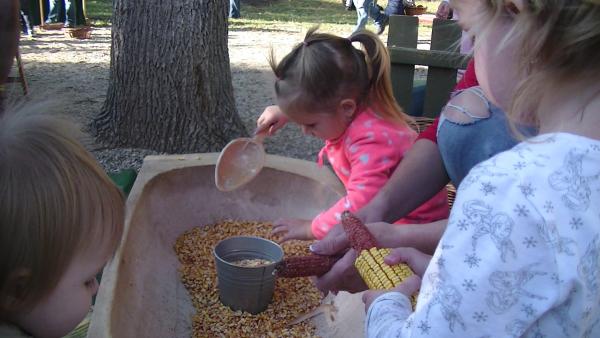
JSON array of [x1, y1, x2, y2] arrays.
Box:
[[215, 133, 267, 192]]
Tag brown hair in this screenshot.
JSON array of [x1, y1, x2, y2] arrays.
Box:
[[454, 0, 600, 133], [0, 103, 125, 317], [269, 26, 411, 126]]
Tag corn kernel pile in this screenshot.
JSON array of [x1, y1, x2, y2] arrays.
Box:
[[174, 220, 322, 337]]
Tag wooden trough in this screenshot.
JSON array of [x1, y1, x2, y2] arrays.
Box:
[[87, 153, 367, 337]]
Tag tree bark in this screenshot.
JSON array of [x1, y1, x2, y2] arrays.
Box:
[[93, 0, 247, 153], [0, 0, 19, 114], [0, 0, 19, 87]]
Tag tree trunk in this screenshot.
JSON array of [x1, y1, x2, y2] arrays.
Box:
[[93, 0, 247, 153], [0, 0, 19, 103]]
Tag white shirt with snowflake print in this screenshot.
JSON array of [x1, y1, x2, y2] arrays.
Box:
[[366, 133, 600, 338]]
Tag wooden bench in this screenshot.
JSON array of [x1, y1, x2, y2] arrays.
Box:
[[387, 15, 469, 118], [386, 15, 470, 207]]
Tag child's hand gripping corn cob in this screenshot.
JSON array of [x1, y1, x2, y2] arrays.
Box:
[[340, 211, 414, 292], [276, 211, 415, 297]]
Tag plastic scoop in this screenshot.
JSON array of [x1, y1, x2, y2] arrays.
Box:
[[215, 133, 267, 192]]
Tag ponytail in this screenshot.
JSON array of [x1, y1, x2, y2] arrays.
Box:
[[349, 30, 411, 126]]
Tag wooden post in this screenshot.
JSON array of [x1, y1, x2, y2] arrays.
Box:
[[39, 0, 45, 27], [387, 16, 469, 118], [422, 18, 463, 118], [83, 0, 88, 22], [387, 15, 418, 114]]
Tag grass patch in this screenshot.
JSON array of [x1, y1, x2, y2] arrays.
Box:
[[84, 0, 441, 35], [86, 0, 112, 26], [229, 0, 441, 34]]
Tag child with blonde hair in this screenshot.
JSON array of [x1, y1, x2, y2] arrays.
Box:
[[362, 1, 600, 336], [0, 105, 125, 338], [256, 27, 449, 243]]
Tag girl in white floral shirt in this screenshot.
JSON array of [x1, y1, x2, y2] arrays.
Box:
[[363, 0, 600, 337]]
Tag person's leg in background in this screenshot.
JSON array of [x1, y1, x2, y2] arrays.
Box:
[[64, 0, 85, 27], [25, 0, 47, 27], [344, 0, 355, 10], [353, 0, 387, 34], [368, 0, 388, 35], [19, 0, 33, 36], [408, 85, 426, 117], [384, 0, 403, 16], [229, 0, 241, 18], [46, 0, 65, 24], [352, 0, 369, 33]]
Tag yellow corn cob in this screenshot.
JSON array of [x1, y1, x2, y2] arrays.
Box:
[[355, 248, 412, 289], [341, 211, 417, 307], [355, 247, 417, 308]]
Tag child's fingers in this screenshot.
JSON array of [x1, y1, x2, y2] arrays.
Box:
[[391, 275, 421, 297], [254, 122, 270, 136], [277, 233, 294, 244], [362, 290, 386, 312], [383, 247, 431, 277], [272, 218, 290, 227], [309, 226, 349, 256], [362, 276, 421, 312], [271, 225, 289, 236], [272, 230, 292, 244]]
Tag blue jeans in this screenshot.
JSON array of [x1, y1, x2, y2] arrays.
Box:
[[229, 0, 241, 18], [437, 103, 519, 187], [353, 0, 385, 32], [384, 0, 404, 16], [407, 84, 426, 117], [47, 0, 85, 26]]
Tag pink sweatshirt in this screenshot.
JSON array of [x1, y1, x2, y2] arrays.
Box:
[[311, 109, 449, 239]]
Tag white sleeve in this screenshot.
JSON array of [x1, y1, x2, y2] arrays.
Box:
[[365, 292, 413, 338], [364, 157, 564, 337]]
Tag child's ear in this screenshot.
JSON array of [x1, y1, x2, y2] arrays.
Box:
[[1, 268, 31, 310], [338, 99, 357, 120]]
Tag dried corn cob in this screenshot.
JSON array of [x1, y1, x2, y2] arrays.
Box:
[[341, 210, 377, 252], [276, 253, 340, 278], [341, 211, 415, 298]]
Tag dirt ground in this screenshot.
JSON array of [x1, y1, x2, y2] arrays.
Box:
[[6, 24, 427, 172], [6, 26, 328, 172]]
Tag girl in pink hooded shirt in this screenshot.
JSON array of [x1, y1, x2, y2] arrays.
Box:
[[256, 27, 449, 241]]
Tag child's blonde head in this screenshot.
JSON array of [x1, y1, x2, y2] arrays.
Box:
[[269, 26, 410, 125], [454, 0, 600, 128], [0, 104, 125, 318]]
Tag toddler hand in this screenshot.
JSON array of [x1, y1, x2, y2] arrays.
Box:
[[383, 247, 432, 277], [362, 275, 421, 312], [255, 105, 288, 136], [271, 218, 314, 243]]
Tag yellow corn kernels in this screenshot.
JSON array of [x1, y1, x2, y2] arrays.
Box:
[[355, 247, 417, 308], [355, 248, 413, 290]]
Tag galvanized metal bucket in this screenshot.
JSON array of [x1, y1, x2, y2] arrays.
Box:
[[213, 236, 284, 314]]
